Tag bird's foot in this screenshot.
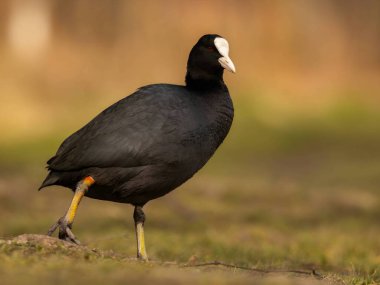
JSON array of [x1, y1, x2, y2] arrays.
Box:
[[47, 217, 80, 245], [137, 252, 149, 262]]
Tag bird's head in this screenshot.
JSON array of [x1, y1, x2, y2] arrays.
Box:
[[186, 34, 235, 88]]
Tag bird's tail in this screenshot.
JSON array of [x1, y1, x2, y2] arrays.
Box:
[[39, 171, 60, 190]]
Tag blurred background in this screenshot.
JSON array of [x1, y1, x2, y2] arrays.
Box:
[[0, 0, 379, 283]]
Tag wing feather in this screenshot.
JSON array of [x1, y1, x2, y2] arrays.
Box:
[[47, 85, 191, 171]]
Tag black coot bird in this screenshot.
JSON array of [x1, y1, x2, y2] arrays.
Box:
[[40, 34, 236, 260]]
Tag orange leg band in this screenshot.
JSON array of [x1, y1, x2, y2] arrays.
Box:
[[83, 176, 95, 187]]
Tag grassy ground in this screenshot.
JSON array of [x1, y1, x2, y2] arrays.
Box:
[[0, 97, 379, 284]]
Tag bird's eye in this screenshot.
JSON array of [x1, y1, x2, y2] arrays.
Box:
[[207, 46, 216, 51]]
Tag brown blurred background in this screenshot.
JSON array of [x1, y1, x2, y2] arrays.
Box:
[[0, 0, 379, 144], [0, 2, 379, 283]]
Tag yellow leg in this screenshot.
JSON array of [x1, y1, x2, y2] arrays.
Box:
[[136, 222, 148, 261], [64, 176, 94, 225], [47, 176, 94, 244], [134, 206, 148, 261]]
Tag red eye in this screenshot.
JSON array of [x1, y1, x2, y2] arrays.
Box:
[[207, 46, 215, 51]]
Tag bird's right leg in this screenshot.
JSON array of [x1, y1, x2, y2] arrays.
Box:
[[47, 176, 95, 244], [134, 206, 148, 261]]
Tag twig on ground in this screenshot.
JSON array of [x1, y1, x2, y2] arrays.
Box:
[[181, 260, 324, 279]]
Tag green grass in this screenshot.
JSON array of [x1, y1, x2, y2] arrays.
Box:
[[0, 96, 379, 284]]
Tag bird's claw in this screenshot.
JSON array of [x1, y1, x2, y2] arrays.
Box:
[[47, 217, 81, 245]]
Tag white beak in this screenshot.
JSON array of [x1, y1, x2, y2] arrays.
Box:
[[214, 37, 236, 73], [218, 56, 236, 73]]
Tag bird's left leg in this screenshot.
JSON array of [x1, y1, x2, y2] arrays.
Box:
[[47, 176, 95, 244]]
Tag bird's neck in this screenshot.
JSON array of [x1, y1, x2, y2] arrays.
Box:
[[185, 69, 225, 91]]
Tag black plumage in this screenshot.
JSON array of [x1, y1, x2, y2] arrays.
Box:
[[40, 34, 235, 254]]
